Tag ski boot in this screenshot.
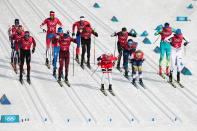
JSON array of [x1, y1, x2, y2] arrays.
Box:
[[132, 78, 136, 86], [169, 71, 173, 83], [87, 62, 91, 69], [45, 58, 50, 68], [100, 84, 104, 91], [177, 72, 180, 83], [166, 66, 169, 76], [19, 74, 23, 84], [75, 55, 80, 63], [159, 66, 162, 75], [116, 64, 120, 70], [64, 76, 70, 87], [124, 70, 129, 77], [27, 74, 31, 84], [139, 78, 144, 86], [108, 84, 112, 91], [53, 68, 57, 78], [57, 76, 63, 87]]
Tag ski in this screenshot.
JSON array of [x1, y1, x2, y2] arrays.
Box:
[[19, 79, 24, 84], [100, 89, 107, 96], [45, 63, 50, 69], [57, 80, 63, 87], [27, 80, 31, 85], [10, 63, 18, 74], [139, 81, 146, 89], [80, 65, 85, 70], [64, 80, 71, 87], [177, 82, 184, 88], [75, 58, 80, 64], [108, 89, 115, 96], [168, 81, 176, 88], [86, 64, 91, 69]]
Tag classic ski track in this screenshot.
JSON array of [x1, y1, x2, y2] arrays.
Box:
[[24, 0, 102, 124], [4, 0, 55, 123], [51, 0, 181, 123], [47, 0, 140, 124]]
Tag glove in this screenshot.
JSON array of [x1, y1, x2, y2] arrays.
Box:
[[43, 29, 46, 33], [32, 48, 35, 54], [112, 62, 115, 66], [130, 59, 134, 64], [94, 32, 98, 37], [97, 62, 101, 66], [111, 32, 116, 37], [184, 42, 188, 46], [72, 33, 75, 37], [142, 59, 145, 62]]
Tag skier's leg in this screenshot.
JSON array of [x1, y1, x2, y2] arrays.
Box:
[[165, 43, 171, 75], [132, 61, 138, 83], [169, 47, 176, 82], [87, 39, 91, 65], [101, 69, 106, 90], [123, 50, 129, 76], [58, 51, 64, 81], [19, 49, 25, 80], [137, 61, 143, 83], [81, 38, 86, 66], [26, 50, 31, 80], [65, 51, 70, 81], [107, 72, 112, 90], [176, 49, 182, 82], [159, 41, 165, 74]]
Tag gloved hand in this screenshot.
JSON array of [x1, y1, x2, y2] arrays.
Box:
[[97, 62, 101, 66], [112, 62, 116, 66], [32, 48, 35, 54], [94, 32, 98, 37], [72, 33, 75, 37], [43, 29, 46, 33], [184, 42, 189, 46], [111, 32, 116, 37]]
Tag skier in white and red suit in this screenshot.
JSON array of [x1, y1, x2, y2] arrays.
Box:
[[97, 53, 118, 91]]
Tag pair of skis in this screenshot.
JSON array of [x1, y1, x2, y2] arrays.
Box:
[[100, 89, 115, 96], [57, 80, 71, 87], [159, 74, 184, 88]]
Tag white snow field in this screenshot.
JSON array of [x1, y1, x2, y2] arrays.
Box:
[[0, 0, 197, 130]]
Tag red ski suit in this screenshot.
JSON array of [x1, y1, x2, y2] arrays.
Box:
[[58, 37, 77, 79]]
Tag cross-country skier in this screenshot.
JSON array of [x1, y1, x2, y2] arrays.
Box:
[[52, 27, 64, 78], [97, 53, 117, 92], [57, 33, 77, 85], [19, 31, 36, 84], [11, 25, 24, 73], [130, 50, 145, 85], [111, 27, 137, 70], [72, 16, 91, 63], [80, 25, 98, 69], [167, 29, 189, 83], [122, 39, 138, 77], [8, 19, 23, 64], [40, 11, 62, 68], [154, 22, 176, 75]]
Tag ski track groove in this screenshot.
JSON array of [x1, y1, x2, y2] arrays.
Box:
[[4, 0, 53, 122], [48, 0, 139, 123], [51, 0, 180, 123], [25, 0, 100, 123]]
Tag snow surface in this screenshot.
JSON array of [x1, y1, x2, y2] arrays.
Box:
[[0, 0, 197, 130]]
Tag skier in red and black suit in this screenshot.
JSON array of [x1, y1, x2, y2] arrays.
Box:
[[72, 16, 91, 62], [80, 25, 98, 69], [122, 39, 138, 77], [58, 33, 77, 84], [40, 11, 62, 67], [19, 31, 36, 84], [11, 25, 24, 72], [97, 53, 117, 91], [8, 19, 23, 64], [111, 27, 136, 70]]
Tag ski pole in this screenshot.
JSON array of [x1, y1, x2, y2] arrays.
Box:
[[73, 43, 75, 76], [113, 36, 117, 56], [91, 65, 99, 76], [153, 35, 160, 44], [94, 35, 96, 65]]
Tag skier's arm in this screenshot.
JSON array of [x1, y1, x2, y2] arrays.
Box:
[[111, 31, 119, 37], [32, 37, 36, 49], [40, 19, 48, 27], [154, 28, 162, 36], [92, 29, 98, 37], [57, 18, 63, 27], [72, 22, 77, 34]]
